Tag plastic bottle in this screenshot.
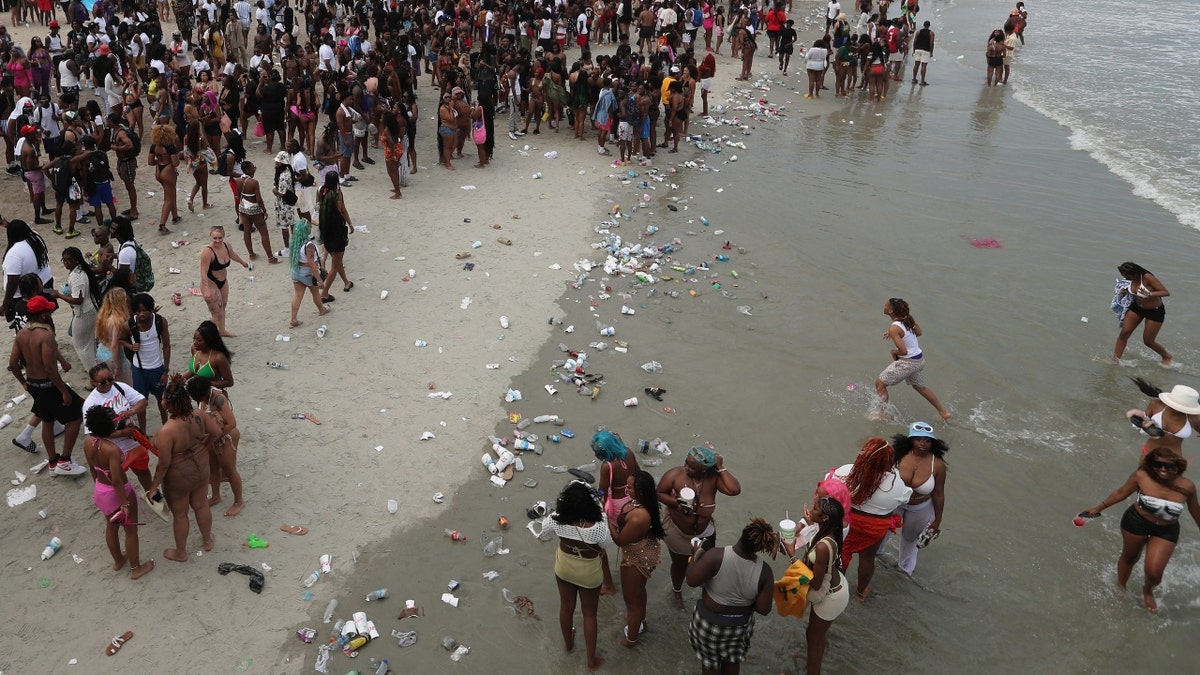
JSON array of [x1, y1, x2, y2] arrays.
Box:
[[365, 588, 389, 602], [275, 335, 291, 342], [317, 324, 328, 338], [512, 438, 537, 452], [516, 417, 532, 430], [481, 453, 498, 474], [642, 457, 663, 467], [40, 536, 63, 560], [444, 529, 467, 542], [373, 658, 390, 675], [450, 645, 471, 661], [323, 599, 339, 622], [35, 507, 49, 520], [302, 570, 321, 588], [330, 618, 346, 640], [267, 361, 290, 370]]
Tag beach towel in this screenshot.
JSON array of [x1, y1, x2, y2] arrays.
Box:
[[1112, 278, 1132, 325]]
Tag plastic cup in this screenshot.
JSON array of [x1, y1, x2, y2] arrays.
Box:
[[320, 554, 332, 573], [387, 499, 399, 514], [624, 397, 639, 407], [779, 518, 797, 543], [0, 413, 12, 428]]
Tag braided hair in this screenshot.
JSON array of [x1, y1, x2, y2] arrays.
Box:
[[162, 372, 196, 419], [630, 470, 666, 540], [737, 517, 780, 557], [887, 297, 917, 331], [846, 437, 896, 506]]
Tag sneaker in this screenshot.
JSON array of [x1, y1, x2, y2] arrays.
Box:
[[515, 130, 526, 136], [12, 438, 38, 453], [508, 131, 518, 140], [54, 459, 88, 476]]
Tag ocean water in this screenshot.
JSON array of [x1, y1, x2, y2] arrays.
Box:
[[322, 2, 1200, 672], [1004, 0, 1200, 229]]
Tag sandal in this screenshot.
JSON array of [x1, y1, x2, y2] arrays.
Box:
[[53, 225, 64, 235], [644, 387, 666, 401], [267, 257, 280, 264], [244, 534, 270, 548], [64, 230, 81, 239], [280, 524, 308, 535], [343, 282, 354, 292], [106, 631, 134, 656]]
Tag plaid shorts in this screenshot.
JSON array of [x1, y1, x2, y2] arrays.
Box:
[[118, 157, 137, 184], [687, 602, 755, 670]]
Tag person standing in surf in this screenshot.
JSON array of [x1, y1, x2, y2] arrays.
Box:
[[875, 298, 952, 421], [1113, 262, 1172, 366]]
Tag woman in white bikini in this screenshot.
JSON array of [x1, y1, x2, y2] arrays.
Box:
[[1126, 379, 1200, 458], [889, 421, 948, 576]]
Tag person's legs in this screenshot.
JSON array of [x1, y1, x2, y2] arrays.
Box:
[[805, 613, 834, 675], [855, 542, 881, 601], [619, 564, 648, 646], [912, 383, 951, 421], [307, 284, 327, 315], [579, 585, 605, 670], [105, 519, 125, 569], [1140, 319, 1172, 364], [290, 281, 306, 326], [163, 490, 191, 561], [1113, 311, 1142, 360], [191, 483, 214, 550], [556, 576, 578, 652], [124, 497, 153, 578], [218, 441, 244, 516], [668, 550, 688, 609], [1141, 536, 1176, 612], [240, 213, 256, 257], [254, 218, 274, 261], [1115, 528, 1145, 591]]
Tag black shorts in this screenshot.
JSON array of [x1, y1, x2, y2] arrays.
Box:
[[1121, 505, 1180, 543], [986, 56, 1003, 68], [1130, 302, 1166, 323], [27, 378, 84, 425], [639, 26, 653, 39]]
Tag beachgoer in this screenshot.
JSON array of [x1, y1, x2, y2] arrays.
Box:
[[1126, 379, 1200, 458], [95, 287, 133, 385], [8, 294, 86, 474], [782, 497, 848, 675], [592, 430, 641, 593], [875, 297, 952, 421], [82, 406, 155, 579], [1001, 24, 1017, 84], [81, 362, 160, 503], [235, 161, 276, 263], [657, 446, 743, 609], [685, 517, 777, 675], [187, 320, 234, 389], [833, 437, 912, 601], [609, 469, 664, 648], [187, 375, 244, 517], [805, 40, 828, 98], [200, 226, 249, 338], [888, 421, 948, 575], [317, 172, 353, 302], [1080, 448, 1200, 613], [50, 246, 99, 371], [287, 217, 328, 328], [547, 480, 611, 671], [124, 293, 171, 429], [148, 374, 224, 562], [911, 21, 933, 84], [147, 120, 181, 233], [778, 20, 797, 76], [985, 29, 1005, 87], [1113, 262, 1172, 365]]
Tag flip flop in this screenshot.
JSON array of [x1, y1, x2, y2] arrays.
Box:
[[106, 631, 133, 656], [244, 534, 270, 548], [279, 525, 308, 535], [567, 468, 595, 483], [644, 387, 666, 401]]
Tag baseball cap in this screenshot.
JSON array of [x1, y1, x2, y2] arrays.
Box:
[[25, 295, 56, 314], [98, 44, 110, 55], [49, 21, 59, 28]]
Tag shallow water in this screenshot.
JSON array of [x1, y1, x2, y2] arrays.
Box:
[[315, 2, 1200, 672]]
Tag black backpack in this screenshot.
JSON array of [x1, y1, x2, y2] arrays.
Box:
[[121, 126, 141, 157], [89, 150, 113, 183], [122, 313, 165, 364]]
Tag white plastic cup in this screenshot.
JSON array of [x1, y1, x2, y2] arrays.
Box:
[[678, 487, 696, 511], [0, 413, 13, 428], [320, 554, 332, 573], [441, 592, 460, 607], [380, 290, 389, 300], [499, 316, 510, 329], [387, 499, 399, 514], [779, 518, 797, 544], [624, 397, 638, 407]]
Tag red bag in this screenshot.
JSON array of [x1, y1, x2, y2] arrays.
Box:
[[254, 120, 265, 137]]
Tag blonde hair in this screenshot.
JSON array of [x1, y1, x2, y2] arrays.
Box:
[[96, 288, 130, 344]]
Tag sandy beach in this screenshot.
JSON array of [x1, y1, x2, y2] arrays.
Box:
[[7, 0, 1200, 673]]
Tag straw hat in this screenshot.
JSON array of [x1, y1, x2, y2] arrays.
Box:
[[1159, 385, 1200, 415]]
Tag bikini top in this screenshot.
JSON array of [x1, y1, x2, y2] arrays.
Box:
[[912, 454, 936, 496], [1150, 409, 1192, 439], [90, 437, 113, 481], [1137, 492, 1185, 521], [207, 244, 231, 272], [190, 353, 217, 379]]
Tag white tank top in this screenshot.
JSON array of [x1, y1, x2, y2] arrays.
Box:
[[132, 318, 165, 370], [893, 321, 922, 358], [59, 60, 79, 89]]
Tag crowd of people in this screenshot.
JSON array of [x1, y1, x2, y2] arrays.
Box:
[[543, 422, 950, 673]]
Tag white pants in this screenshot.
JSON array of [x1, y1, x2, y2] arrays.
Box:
[[71, 311, 98, 371], [881, 499, 933, 576]]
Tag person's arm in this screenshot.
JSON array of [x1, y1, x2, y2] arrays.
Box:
[[158, 316, 170, 387], [684, 541, 719, 587], [753, 560, 774, 616], [930, 458, 947, 532], [106, 439, 133, 511], [113, 395, 148, 435], [929, 31, 934, 55], [656, 468, 681, 508], [147, 429, 173, 495], [1185, 480, 1200, 532], [337, 191, 351, 228], [609, 507, 649, 546], [8, 340, 26, 388], [211, 391, 238, 431], [41, 339, 72, 404], [713, 454, 741, 496], [1083, 472, 1141, 517], [199, 246, 213, 288], [210, 351, 234, 389], [1144, 273, 1170, 299], [305, 242, 321, 278], [226, 245, 249, 270]]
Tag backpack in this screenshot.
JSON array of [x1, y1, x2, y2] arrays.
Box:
[[688, 8, 702, 28], [89, 150, 113, 184], [122, 313, 165, 365], [120, 241, 155, 292], [121, 125, 141, 157]]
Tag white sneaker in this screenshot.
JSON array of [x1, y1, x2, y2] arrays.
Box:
[[508, 131, 518, 140], [54, 459, 88, 476]]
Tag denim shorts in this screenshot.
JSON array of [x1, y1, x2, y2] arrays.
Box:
[[132, 364, 166, 397]]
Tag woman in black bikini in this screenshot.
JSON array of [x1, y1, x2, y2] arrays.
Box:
[[147, 120, 182, 233], [1114, 261, 1172, 366], [235, 161, 276, 264], [199, 225, 249, 338]]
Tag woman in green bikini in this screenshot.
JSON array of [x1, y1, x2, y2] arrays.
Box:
[[187, 320, 233, 388]]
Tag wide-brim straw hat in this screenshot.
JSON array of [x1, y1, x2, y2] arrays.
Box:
[[1160, 385, 1200, 415]]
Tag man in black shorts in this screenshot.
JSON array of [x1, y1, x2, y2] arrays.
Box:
[[7, 295, 86, 475]]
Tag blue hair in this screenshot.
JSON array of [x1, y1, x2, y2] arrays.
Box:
[[590, 431, 628, 462]]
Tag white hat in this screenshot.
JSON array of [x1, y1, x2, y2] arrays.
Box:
[[274, 151, 291, 164], [1160, 385, 1200, 415]]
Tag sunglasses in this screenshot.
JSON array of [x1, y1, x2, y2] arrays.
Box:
[[1151, 461, 1180, 472], [911, 423, 934, 433], [94, 377, 114, 385]]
